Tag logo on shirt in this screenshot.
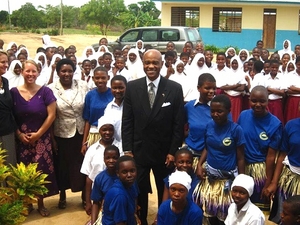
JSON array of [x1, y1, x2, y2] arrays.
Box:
[[223, 137, 232, 146], [259, 132, 268, 141]]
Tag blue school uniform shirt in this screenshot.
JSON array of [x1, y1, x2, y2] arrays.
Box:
[[237, 109, 282, 164], [163, 172, 199, 201], [205, 120, 245, 171], [184, 99, 212, 152], [91, 169, 118, 202], [281, 118, 300, 167], [157, 198, 203, 225], [102, 179, 138, 225], [83, 88, 113, 127]]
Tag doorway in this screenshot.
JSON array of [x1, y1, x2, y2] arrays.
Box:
[[263, 9, 276, 49]]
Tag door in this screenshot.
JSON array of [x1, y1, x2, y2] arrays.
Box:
[[263, 9, 276, 49]]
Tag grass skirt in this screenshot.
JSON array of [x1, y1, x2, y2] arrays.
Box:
[[193, 163, 234, 221], [245, 162, 270, 211]]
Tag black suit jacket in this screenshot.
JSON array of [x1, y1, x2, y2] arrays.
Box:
[[122, 76, 184, 166]]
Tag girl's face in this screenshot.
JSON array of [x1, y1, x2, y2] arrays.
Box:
[[184, 43, 193, 53], [69, 56, 77, 66], [263, 63, 270, 74], [198, 81, 216, 103], [104, 150, 119, 171], [114, 50, 122, 59], [100, 38, 108, 46], [58, 47, 64, 56], [287, 63, 295, 73], [54, 57, 61, 65], [117, 160, 137, 188], [98, 56, 104, 66], [18, 54, 26, 63], [226, 58, 231, 68], [20, 49, 28, 58], [22, 62, 38, 84], [250, 90, 268, 117], [93, 70, 109, 89], [0, 54, 9, 75], [83, 61, 91, 74], [11, 44, 17, 53], [13, 63, 21, 75], [46, 47, 55, 60], [247, 60, 254, 72], [197, 57, 205, 68], [169, 183, 188, 203], [137, 41, 143, 49], [280, 202, 299, 225], [204, 51, 213, 63], [166, 43, 175, 51], [296, 61, 300, 73], [271, 53, 280, 61], [38, 55, 45, 66], [100, 46, 106, 52], [243, 62, 249, 72], [227, 49, 235, 57], [58, 64, 74, 87], [284, 41, 289, 49], [282, 54, 290, 65], [99, 124, 114, 142], [217, 55, 226, 67], [239, 51, 247, 61], [270, 63, 279, 76], [91, 60, 97, 69], [231, 186, 249, 210], [210, 102, 229, 125], [103, 55, 112, 67], [252, 48, 260, 59], [196, 43, 204, 53], [129, 53, 137, 62], [116, 59, 125, 70], [111, 80, 126, 100], [175, 153, 193, 174], [122, 49, 129, 59], [176, 63, 184, 73], [86, 48, 93, 57], [180, 56, 189, 66], [231, 59, 239, 70]]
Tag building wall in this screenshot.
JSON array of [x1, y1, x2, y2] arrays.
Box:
[[161, 2, 300, 50]]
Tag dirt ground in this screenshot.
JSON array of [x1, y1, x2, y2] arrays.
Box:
[[1, 32, 276, 225], [0, 32, 117, 56]]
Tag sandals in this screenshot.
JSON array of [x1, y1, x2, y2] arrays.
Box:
[[58, 199, 67, 209], [37, 207, 50, 217]]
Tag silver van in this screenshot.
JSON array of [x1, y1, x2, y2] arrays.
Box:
[[93, 26, 202, 54]]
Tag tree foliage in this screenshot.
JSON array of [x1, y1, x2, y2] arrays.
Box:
[[0, 10, 9, 25], [10, 3, 45, 29], [121, 1, 160, 29], [80, 0, 126, 35]]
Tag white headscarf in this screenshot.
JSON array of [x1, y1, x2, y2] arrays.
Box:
[[231, 174, 254, 196], [187, 53, 208, 76], [42, 35, 56, 49], [6, 42, 17, 51], [81, 46, 95, 60], [3, 60, 23, 88], [34, 52, 48, 70], [97, 115, 115, 131], [97, 45, 109, 53], [169, 170, 192, 191], [225, 47, 236, 57], [126, 48, 144, 79], [278, 39, 294, 59], [136, 40, 145, 53], [230, 56, 241, 73], [16, 47, 30, 59], [238, 49, 250, 66]]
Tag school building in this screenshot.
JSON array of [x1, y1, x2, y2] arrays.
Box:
[[158, 0, 300, 50]]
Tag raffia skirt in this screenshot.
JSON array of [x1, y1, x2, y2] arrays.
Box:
[[193, 163, 233, 221], [245, 162, 270, 211]]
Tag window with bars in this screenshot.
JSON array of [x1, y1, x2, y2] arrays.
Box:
[[212, 8, 242, 32], [171, 7, 199, 27]]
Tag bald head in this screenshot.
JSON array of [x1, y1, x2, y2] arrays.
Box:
[[143, 49, 163, 81], [251, 85, 268, 98]]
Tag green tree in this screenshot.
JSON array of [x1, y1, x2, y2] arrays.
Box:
[[80, 0, 126, 35], [121, 2, 160, 29], [0, 10, 9, 25], [11, 3, 45, 29]]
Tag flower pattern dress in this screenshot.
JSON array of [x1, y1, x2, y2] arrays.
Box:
[[10, 86, 58, 197]]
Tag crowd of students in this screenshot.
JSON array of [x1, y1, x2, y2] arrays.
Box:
[[0, 34, 300, 225]]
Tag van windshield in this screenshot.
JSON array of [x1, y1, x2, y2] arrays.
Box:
[[185, 28, 201, 42]]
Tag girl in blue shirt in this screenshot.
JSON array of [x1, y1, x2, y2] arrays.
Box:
[[195, 94, 245, 224]]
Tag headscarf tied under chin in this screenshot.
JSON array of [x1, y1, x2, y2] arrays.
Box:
[[231, 174, 254, 196], [169, 170, 192, 191]]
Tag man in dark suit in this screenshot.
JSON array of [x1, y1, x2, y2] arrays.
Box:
[[122, 49, 184, 225]]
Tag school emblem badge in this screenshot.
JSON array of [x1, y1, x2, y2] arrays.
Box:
[[259, 132, 268, 140], [223, 137, 232, 146]]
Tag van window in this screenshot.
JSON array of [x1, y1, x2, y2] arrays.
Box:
[[185, 28, 201, 42], [142, 30, 158, 42], [120, 30, 139, 42], [160, 30, 179, 41]]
